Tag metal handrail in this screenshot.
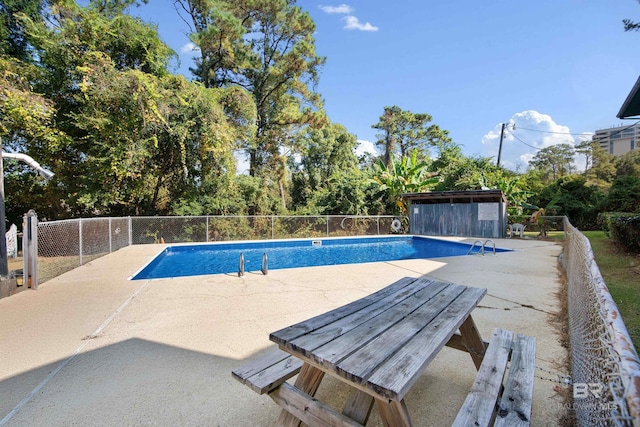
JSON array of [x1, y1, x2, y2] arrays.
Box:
[[261, 253, 268, 275], [467, 240, 484, 256], [484, 239, 496, 256], [238, 253, 244, 277]]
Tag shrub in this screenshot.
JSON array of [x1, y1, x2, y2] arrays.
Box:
[[599, 212, 640, 253]]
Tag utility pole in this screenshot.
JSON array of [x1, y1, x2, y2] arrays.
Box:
[[496, 123, 506, 167], [0, 139, 7, 276]]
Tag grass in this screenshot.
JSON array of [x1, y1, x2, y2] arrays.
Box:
[[583, 231, 640, 354], [522, 230, 565, 240]]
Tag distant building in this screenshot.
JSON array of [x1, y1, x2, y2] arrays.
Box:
[[593, 123, 640, 156]]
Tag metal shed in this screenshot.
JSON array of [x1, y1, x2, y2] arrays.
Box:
[[403, 190, 508, 238]]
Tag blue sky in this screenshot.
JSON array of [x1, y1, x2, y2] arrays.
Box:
[[135, 0, 640, 171]]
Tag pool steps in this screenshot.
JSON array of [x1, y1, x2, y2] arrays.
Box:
[[467, 239, 496, 256], [238, 252, 269, 276]]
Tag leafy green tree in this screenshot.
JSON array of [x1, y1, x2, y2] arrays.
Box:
[[372, 151, 439, 216], [290, 123, 358, 210], [179, 0, 326, 212], [575, 139, 594, 173], [6, 0, 256, 218], [534, 175, 603, 230], [585, 142, 616, 189], [528, 144, 575, 182], [311, 168, 378, 215], [372, 105, 450, 167], [493, 176, 531, 217], [0, 0, 47, 62], [0, 56, 64, 148], [429, 143, 502, 191], [175, 0, 249, 88], [601, 175, 640, 213], [615, 149, 640, 178]]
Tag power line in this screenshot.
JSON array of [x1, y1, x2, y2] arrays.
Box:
[[515, 120, 640, 139], [506, 129, 541, 150], [514, 126, 593, 136]]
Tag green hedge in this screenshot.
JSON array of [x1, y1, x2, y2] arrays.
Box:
[[598, 212, 640, 253]]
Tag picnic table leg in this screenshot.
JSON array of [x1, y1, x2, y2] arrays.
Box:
[[342, 389, 374, 424], [277, 363, 325, 427], [459, 314, 486, 370], [376, 398, 412, 427]]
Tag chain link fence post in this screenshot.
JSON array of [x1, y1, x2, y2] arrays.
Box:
[[22, 210, 38, 289], [78, 218, 83, 266]]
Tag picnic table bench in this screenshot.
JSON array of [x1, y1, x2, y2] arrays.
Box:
[[232, 276, 536, 426]]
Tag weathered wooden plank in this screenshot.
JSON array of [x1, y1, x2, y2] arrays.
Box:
[[277, 363, 326, 427], [459, 314, 486, 369], [284, 278, 441, 356], [494, 334, 536, 427], [364, 287, 487, 400], [270, 276, 418, 343], [375, 398, 413, 427], [232, 347, 303, 394], [270, 383, 363, 427], [451, 328, 513, 427], [446, 332, 489, 353], [300, 281, 452, 367], [238, 359, 303, 394], [342, 389, 374, 424], [334, 284, 466, 386]]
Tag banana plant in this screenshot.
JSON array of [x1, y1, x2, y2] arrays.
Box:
[[372, 151, 439, 217]]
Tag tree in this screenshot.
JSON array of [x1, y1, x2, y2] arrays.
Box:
[[615, 149, 640, 178], [574, 139, 594, 173], [535, 175, 603, 230], [290, 123, 358, 210], [0, 0, 46, 62], [6, 0, 256, 218], [178, 0, 326, 212], [175, 0, 249, 88], [372, 151, 439, 217], [372, 105, 450, 167], [585, 142, 616, 189], [429, 142, 503, 192], [601, 175, 640, 213], [528, 144, 575, 182]]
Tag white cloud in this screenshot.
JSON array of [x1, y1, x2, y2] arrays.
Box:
[[181, 42, 199, 54], [356, 139, 378, 157], [343, 16, 379, 32], [319, 4, 353, 14], [481, 110, 594, 171]]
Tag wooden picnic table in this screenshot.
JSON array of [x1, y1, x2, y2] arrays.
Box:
[[268, 276, 488, 427]]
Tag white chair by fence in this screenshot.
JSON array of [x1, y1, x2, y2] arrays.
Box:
[[509, 223, 525, 238]]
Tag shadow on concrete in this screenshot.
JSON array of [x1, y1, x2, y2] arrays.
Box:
[[0, 338, 284, 426]]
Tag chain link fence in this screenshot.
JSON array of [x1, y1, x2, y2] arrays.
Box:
[[562, 217, 640, 426], [29, 215, 399, 284]]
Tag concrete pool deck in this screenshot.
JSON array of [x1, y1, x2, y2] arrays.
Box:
[[0, 237, 568, 426]]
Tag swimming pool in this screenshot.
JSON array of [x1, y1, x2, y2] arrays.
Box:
[[131, 236, 509, 280]]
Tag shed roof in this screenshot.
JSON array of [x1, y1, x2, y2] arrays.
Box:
[[617, 75, 640, 119], [402, 190, 507, 204]]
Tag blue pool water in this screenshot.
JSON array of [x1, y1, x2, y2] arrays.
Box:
[[131, 236, 509, 280]]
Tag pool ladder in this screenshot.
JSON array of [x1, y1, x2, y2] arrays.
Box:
[[467, 239, 496, 256], [238, 252, 269, 277]]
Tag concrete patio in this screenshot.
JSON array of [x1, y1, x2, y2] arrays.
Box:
[[0, 237, 568, 426]]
